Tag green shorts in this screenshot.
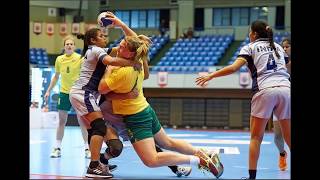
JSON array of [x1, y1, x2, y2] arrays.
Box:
[[124, 105, 162, 143], [57, 92, 72, 111]]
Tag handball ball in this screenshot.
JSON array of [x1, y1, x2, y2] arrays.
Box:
[[97, 12, 113, 28]]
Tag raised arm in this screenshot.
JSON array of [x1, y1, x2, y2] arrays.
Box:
[[105, 11, 137, 37]]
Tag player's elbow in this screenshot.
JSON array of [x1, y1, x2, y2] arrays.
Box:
[[98, 80, 108, 94]]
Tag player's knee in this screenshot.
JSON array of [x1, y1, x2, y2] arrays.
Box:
[[143, 157, 159, 168], [106, 139, 123, 158], [90, 118, 106, 137]]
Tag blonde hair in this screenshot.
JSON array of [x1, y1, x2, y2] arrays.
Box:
[[63, 35, 75, 46], [124, 35, 151, 63]]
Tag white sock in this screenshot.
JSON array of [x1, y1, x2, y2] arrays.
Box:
[[84, 143, 89, 150], [56, 140, 62, 149], [189, 155, 200, 167]]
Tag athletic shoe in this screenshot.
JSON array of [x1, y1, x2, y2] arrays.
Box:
[[195, 149, 224, 178], [50, 148, 61, 158], [85, 162, 113, 178], [175, 166, 192, 177], [279, 151, 287, 171]]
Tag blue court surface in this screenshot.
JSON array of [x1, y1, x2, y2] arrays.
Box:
[[30, 127, 290, 179]]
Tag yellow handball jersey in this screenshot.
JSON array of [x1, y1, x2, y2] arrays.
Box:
[[105, 61, 149, 115], [55, 52, 83, 93]]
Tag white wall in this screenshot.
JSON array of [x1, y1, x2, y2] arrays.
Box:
[[143, 73, 252, 89]]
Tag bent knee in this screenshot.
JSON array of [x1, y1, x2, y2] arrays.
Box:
[[142, 157, 159, 168]]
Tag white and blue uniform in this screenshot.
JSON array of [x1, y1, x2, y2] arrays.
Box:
[[69, 45, 111, 117], [238, 38, 291, 120]]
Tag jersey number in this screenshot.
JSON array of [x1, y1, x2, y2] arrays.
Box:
[[266, 54, 277, 71]]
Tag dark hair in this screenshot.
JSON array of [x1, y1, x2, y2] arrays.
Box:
[[251, 20, 280, 58], [281, 37, 291, 45], [76, 28, 101, 57]]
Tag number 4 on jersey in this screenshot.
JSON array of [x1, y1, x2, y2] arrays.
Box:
[[267, 54, 277, 71]]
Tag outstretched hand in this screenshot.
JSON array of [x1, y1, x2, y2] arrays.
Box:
[[195, 75, 212, 87]]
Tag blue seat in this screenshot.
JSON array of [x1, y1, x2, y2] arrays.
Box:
[[160, 67, 167, 72], [197, 47, 204, 51], [193, 52, 200, 56], [161, 57, 168, 61], [188, 66, 196, 73], [196, 66, 204, 72], [29, 50, 35, 56], [203, 47, 210, 52], [36, 55, 43, 62], [207, 51, 214, 57], [183, 47, 190, 52], [189, 57, 196, 61], [181, 66, 189, 72], [218, 47, 224, 52], [157, 61, 164, 66], [186, 43, 193, 48], [210, 37, 217, 42], [210, 47, 217, 51], [176, 47, 182, 52], [185, 62, 192, 66], [200, 61, 207, 66], [200, 42, 206, 47], [221, 42, 228, 48], [214, 42, 221, 47], [167, 66, 174, 72], [168, 57, 175, 61], [153, 66, 161, 72], [211, 56, 218, 62], [171, 61, 177, 66], [164, 61, 170, 66], [172, 52, 179, 57], [173, 66, 181, 72], [178, 61, 185, 66], [204, 57, 210, 62], [179, 52, 185, 56], [189, 47, 197, 52], [182, 57, 189, 61], [207, 61, 215, 66], [192, 61, 199, 66], [175, 56, 182, 62], [180, 42, 187, 47], [186, 52, 192, 57], [200, 52, 207, 57], [196, 57, 203, 61], [194, 42, 200, 47]]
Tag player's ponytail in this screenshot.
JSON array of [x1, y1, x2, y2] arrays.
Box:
[[266, 26, 280, 58]]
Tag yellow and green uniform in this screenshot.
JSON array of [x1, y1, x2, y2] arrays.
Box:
[[55, 52, 82, 111], [105, 61, 161, 143]]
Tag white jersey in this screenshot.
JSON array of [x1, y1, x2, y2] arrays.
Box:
[[72, 45, 111, 91], [238, 38, 290, 94]]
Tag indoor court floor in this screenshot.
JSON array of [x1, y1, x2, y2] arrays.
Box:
[[30, 127, 290, 179]]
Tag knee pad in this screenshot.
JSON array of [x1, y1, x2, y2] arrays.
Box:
[[105, 139, 123, 158], [90, 118, 106, 137]]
